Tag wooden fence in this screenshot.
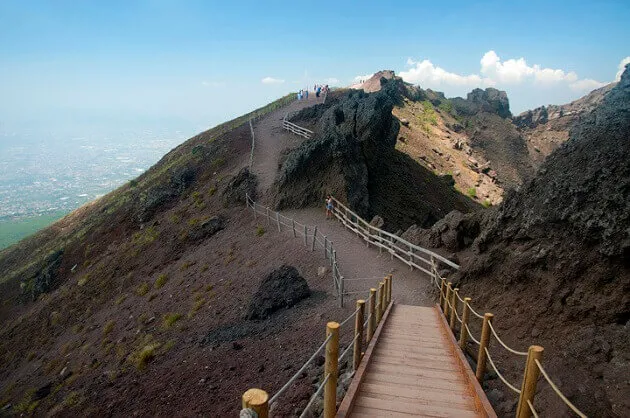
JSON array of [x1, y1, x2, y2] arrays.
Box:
[[281, 117, 313, 139], [329, 197, 459, 275], [245, 194, 345, 306]]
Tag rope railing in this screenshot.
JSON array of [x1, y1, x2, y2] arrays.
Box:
[[535, 359, 588, 418], [268, 333, 333, 405], [241, 276, 393, 418], [282, 117, 313, 139], [484, 347, 522, 394], [299, 373, 330, 418], [430, 258, 588, 418]]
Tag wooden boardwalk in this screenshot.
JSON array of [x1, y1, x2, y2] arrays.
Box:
[[338, 304, 496, 418]]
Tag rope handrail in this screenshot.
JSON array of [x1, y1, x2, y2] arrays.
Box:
[[338, 306, 361, 328], [338, 332, 359, 362], [465, 323, 481, 345], [468, 305, 485, 319], [484, 347, 522, 394], [269, 333, 333, 405], [487, 321, 528, 356], [527, 400, 540, 418], [343, 277, 386, 281], [363, 313, 371, 328], [342, 289, 372, 296], [299, 373, 330, 418], [535, 359, 588, 418]]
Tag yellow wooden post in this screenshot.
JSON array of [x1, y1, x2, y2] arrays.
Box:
[[475, 313, 494, 382], [439, 278, 446, 307], [443, 282, 452, 316], [353, 300, 365, 371], [367, 288, 376, 342], [459, 297, 472, 350], [242, 388, 269, 418], [449, 288, 459, 330], [388, 274, 393, 304], [383, 276, 390, 306], [516, 345, 545, 418], [324, 321, 340, 418], [376, 281, 385, 323]]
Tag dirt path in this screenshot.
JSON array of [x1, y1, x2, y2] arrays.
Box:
[[249, 96, 435, 307]]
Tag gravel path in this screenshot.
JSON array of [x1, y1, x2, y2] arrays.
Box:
[[250, 96, 436, 307]]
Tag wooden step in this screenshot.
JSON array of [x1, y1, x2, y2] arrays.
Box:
[[354, 395, 480, 418], [368, 361, 467, 383]]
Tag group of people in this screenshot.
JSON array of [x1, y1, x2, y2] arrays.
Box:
[[296, 84, 330, 100]]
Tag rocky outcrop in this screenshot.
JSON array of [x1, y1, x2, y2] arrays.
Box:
[[21, 249, 64, 300], [222, 167, 257, 207], [273, 82, 400, 217], [246, 265, 311, 320], [452, 88, 512, 119]]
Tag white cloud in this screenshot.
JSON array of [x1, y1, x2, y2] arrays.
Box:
[[261, 77, 285, 85], [400, 58, 492, 87], [353, 73, 374, 83], [615, 56, 630, 81], [569, 78, 607, 91]]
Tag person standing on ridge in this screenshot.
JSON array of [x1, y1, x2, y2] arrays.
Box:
[[325, 195, 333, 219]]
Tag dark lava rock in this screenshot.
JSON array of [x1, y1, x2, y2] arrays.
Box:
[[246, 265, 310, 320], [33, 383, 52, 400], [138, 186, 177, 223], [171, 166, 196, 194], [452, 88, 512, 119], [222, 167, 257, 207], [185, 216, 224, 241], [23, 249, 64, 300]]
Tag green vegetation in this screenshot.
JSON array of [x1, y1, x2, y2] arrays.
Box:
[[482, 199, 492, 208], [135, 344, 158, 370], [467, 187, 477, 198], [256, 225, 266, 237], [208, 186, 217, 196], [154, 273, 168, 289], [77, 273, 90, 287], [438, 100, 454, 114], [129, 179, 138, 188], [136, 282, 149, 296], [0, 211, 68, 251], [162, 313, 182, 328], [415, 100, 439, 133], [14, 388, 39, 413], [103, 320, 115, 335], [50, 311, 62, 326]]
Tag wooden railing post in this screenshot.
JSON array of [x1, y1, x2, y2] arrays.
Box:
[[475, 313, 494, 382], [303, 225, 307, 246], [353, 300, 365, 371], [324, 322, 340, 418], [450, 288, 459, 330], [291, 219, 296, 237], [242, 388, 269, 418], [367, 288, 376, 342], [439, 278, 446, 308], [408, 245, 413, 271], [516, 345, 544, 418], [443, 282, 452, 316], [276, 212, 281, 232], [323, 236, 328, 258], [383, 277, 390, 306], [312, 226, 318, 251], [387, 274, 393, 305], [459, 297, 472, 349], [376, 281, 384, 323], [339, 276, 344, 308], [266, 207, 270, 226]]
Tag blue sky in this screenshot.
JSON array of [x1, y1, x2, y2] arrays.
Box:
[[1, 0, 629, 135]]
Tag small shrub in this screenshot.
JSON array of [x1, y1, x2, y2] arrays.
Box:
[[50, 311, 62, 326], [77, 274, 90, 286], [129, 179, 138, 188], [200, 264, 209, 272], [154, 274, 168, 289], [163, 340, 176, 352], [103, 320, 115, 335], [26, 351, 37, 362], [135, 344, 159, 370], [114, 295, 126, 305], [467, 187, 477, 198], [256, 225, 265, 237], [482, 199, 492, 208], [188, 218, 200, 227], [169, 214, 181, 224], [136, 282, 149, 296], [208, 186, 217, 196], [211, 157, 225, 168], [163, 313, 182, 328], [63, 391, 85, 408]]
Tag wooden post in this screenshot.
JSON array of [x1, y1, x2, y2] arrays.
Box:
[[376, 282, 385, 323], [292, 219, 296, 237], [390, 237, 394, 261], [516, 345, 545, 418], [276, 212, 281, 232], [450, 288, 459, 330], [266, 207, 270, 226], [388, 274, 393, 303], [303, 225, 307, 246], [378, 231, 382, 254], [242, 388, 269, 418], [459, 297, 472, 350], [439, 278, 446, 308], [339, 276, 344, 308], [408, 245, 413, 271], [475, 313, 494, 382], [312, 226, 318, 251], [332, 250, 336, 268], [353, 300, 365, 371], [443, 282, 452, 316], [384, 276, 390, 306], [367, 288, 376, 342], [323, 236, 328, 258], [324, 322, 340, 418]]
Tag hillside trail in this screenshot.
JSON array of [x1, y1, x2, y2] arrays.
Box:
[[251, 96, 435, 307]]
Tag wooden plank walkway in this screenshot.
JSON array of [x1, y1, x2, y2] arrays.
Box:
[[338, 304, 496, 417]]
